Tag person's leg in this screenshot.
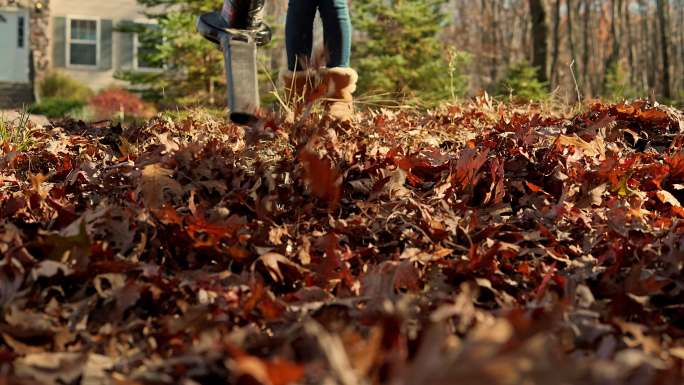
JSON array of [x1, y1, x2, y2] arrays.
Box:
[[317, 0, 352, 68], [285, 0, 319, 71], [282, 0, 322, 121], [318, 0, 356, 121]]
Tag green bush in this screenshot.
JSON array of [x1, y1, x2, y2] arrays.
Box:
[[115, 2, 225, 106], [39, 71, 93, 102], [496, 62, 549, 102], [352, 0, 469, 106], [605, 63, 638, 102], [29, 98, 85, 119]]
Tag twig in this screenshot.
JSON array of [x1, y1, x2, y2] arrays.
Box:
[[569, 60, 582, 104]]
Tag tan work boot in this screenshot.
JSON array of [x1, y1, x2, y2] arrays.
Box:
[[279, 69, 320, 122], [320, 67, 358, 122]]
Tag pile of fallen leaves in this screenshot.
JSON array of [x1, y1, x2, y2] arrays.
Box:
[[1, 98, 684, 385]]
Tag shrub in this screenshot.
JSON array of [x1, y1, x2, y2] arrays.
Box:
[[28, 98, 85, 119], [352, 0, 470, 106], [39, 71, 92, 102], [496, 62, 549, 102], [89, 88, 154, 121], [115, 3, 225, 106], [605, 63, 638, 102]]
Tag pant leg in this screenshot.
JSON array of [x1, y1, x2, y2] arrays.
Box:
[[285, 0, 319, 71], [317, 0, 352, 68]]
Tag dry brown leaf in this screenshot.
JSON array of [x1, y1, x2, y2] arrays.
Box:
[[140, 163, 183, 209], [656, 190, 682, 207], [557, 134, 605, 159], [253, 252, 306, 282], [14, 353, 113, 385], [299, 148, 342, 209]]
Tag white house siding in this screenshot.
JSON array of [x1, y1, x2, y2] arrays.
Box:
[[51, 0, 151, 90]]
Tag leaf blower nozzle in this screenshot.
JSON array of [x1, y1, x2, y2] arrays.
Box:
[[197, 0, 271, 125]]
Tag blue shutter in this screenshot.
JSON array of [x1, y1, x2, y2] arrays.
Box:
[[52, 17, 66, 68], [119, 30, 135, 70], [100, 19, 113, 70]]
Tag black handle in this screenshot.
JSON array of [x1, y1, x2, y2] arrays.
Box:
[[221, 0, 266, 30]]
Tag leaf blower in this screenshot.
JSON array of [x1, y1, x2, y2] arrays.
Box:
[[197, 0, 271, 125]]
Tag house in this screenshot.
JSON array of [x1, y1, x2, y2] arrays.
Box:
[[0, 0, 160, 108]]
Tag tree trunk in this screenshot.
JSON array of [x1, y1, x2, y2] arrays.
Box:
[[680, 0, 684, 95], [581, 0, 591, 95], [490, 0, 500, 84], [603, 0, 621, 92], [479, 0, 489, 88], [549, 0, 561, 87], [528, 0, 549, 83], [521, 3, 530, 56], [566, 0, 580, 101], [656, 0, 672, 99], [624, 0, 636, 86], [639, 0, 655, 91]]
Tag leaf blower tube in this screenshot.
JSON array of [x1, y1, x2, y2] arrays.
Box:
[[197, 0, 271, 125]]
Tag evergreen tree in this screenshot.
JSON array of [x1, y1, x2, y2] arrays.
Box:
[[604, 63, 638, 102], [495, 62, 549, 102], [351, 0, 469, 106], [117, 0, 225, 107]]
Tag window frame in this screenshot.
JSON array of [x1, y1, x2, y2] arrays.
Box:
[[133, 21, 164, 72], [66, 15, 101, 69]]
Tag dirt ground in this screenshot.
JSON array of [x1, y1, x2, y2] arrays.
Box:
[[1, 109, 49, 127]]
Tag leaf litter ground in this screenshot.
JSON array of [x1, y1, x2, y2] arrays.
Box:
[[2, 98, 684, 385]]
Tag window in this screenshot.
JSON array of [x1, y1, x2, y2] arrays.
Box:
[[17, 16, 24, 48], [134, 24, 163, 71], [68, 18, 99, 67]]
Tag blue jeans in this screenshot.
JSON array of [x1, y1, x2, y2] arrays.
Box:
[[285, 0, 352, 71]]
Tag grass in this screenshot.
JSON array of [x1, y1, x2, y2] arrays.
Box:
[[0, 109, 34, 152], [28, 98, 86, 119], [159, 106, 228, 122]]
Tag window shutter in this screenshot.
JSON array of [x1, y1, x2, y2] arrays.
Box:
[[119, 31, 134, 70], [52, 17, 66, 68], [100, 19, 113, 70]]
